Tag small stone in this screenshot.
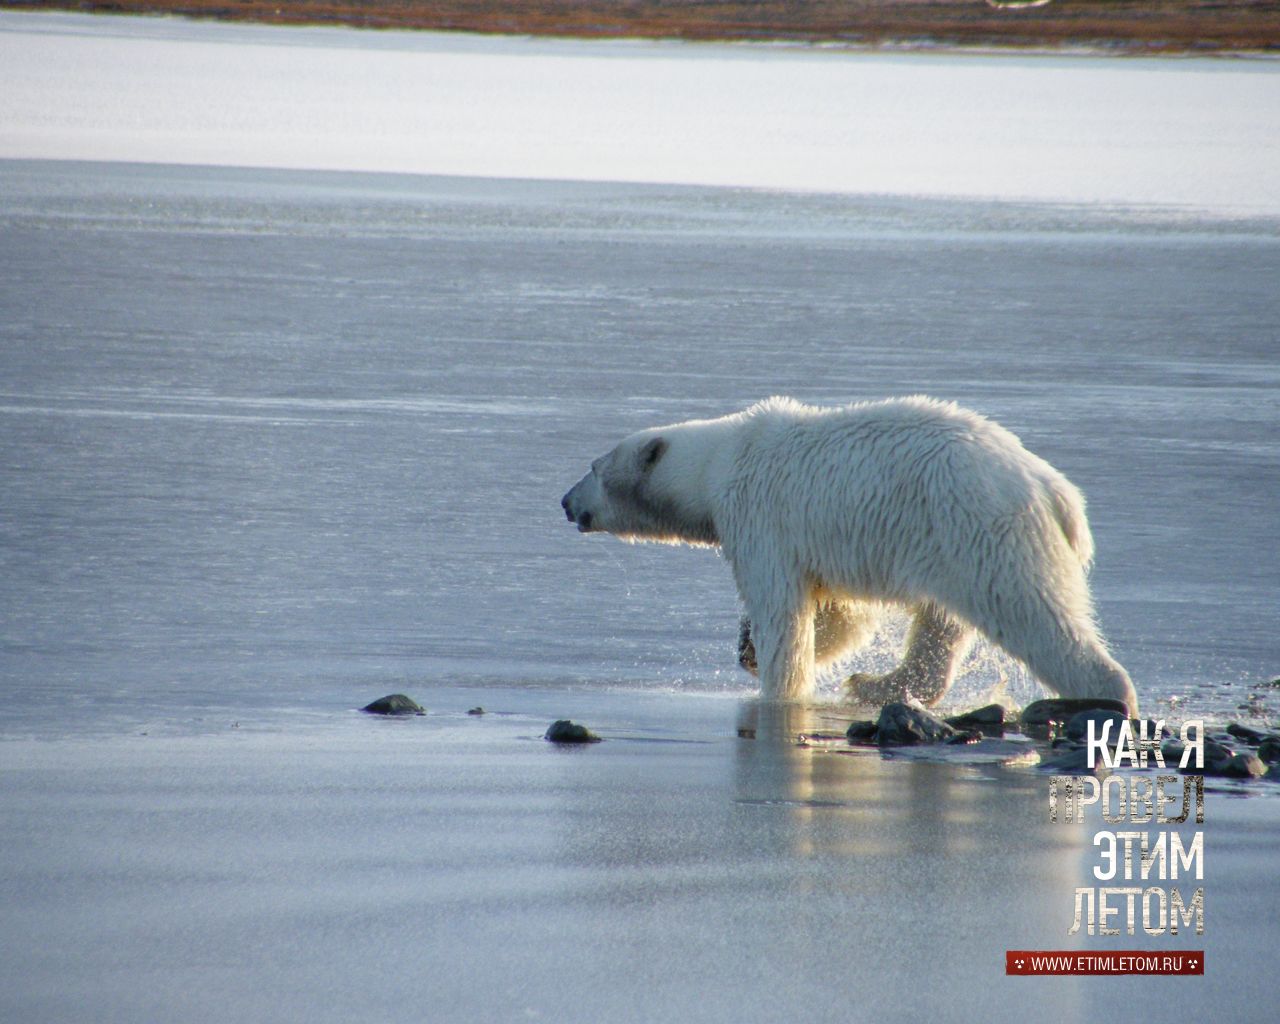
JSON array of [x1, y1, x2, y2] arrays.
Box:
[[1038, 745, 1096, 774], [360, 694, 425, 716], [946, 729, 983, 746], [1181, 739, 1235, 775], [1257, 737, 1280, 764], [1020, 697, 1130, 731], [1265, 762, 1280, 783], [545, 719, 601, 744], [467, 707, 486, 716], [1226, 722, 1273, 745], [797, 732, 847, 746], [1223, 753, 1266, 779], [845, 719, 878, 744], [945, 704, 1006, 731], [875, 702, 955, 746], [1065, 708, 1129, 744]]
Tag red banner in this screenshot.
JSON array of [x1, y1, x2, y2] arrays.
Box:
[[1005, 950, 1204, 975]]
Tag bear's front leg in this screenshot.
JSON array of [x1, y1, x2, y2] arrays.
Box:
[[737, 575, 817, 701]]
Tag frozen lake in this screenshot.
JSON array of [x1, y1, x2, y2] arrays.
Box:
[[1, 13, 1278, 1024], [2, 158, 1276, 735]]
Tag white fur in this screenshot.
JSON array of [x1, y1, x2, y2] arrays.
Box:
[[561, 396, 1138, 714]]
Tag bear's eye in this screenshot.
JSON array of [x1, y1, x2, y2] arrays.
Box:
[[640, 437, 667, 469]]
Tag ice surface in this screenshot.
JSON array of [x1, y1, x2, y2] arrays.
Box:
[[2, 11, 1280, 212], [2, 159, 1277, 737], [1, 690, 1275, 1023]]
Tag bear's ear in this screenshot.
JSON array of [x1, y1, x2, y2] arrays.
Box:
[[639, 437, 667, 471]]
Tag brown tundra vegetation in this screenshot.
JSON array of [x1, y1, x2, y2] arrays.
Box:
[[12, 1, 1280, 54]]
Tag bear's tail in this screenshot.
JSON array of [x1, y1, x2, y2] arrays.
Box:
[[1044, 475, 1095, 568]]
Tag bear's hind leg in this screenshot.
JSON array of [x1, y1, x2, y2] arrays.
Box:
[[845, 602, 974, 707], [948, 552, 1140, 716], [1005, 619, 1139, 717]]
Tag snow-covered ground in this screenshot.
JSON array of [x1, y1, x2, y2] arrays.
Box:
[[2, 10, 1279, 212]]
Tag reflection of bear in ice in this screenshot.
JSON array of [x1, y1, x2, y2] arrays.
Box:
[[562, 396, 1138, 715]]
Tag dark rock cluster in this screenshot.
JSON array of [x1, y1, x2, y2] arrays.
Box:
[[1017, 696, 1280, 783], [840, 694, 1280, 784], [351, 690, 1277, 785], [1179, 729, 1273, 780]]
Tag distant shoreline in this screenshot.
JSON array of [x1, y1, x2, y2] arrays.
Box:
[[9, 1, 1280, 56]]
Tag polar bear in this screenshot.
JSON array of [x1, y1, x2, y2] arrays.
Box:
[[560, 396, 1138, 715]]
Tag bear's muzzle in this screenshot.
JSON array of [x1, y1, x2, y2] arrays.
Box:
[[560, 484, 596, 532]]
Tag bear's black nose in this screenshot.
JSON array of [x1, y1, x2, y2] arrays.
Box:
[[561, 494, 574, 521]]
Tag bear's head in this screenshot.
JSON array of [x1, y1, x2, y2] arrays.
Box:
[[561, 425, 719, 546]]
